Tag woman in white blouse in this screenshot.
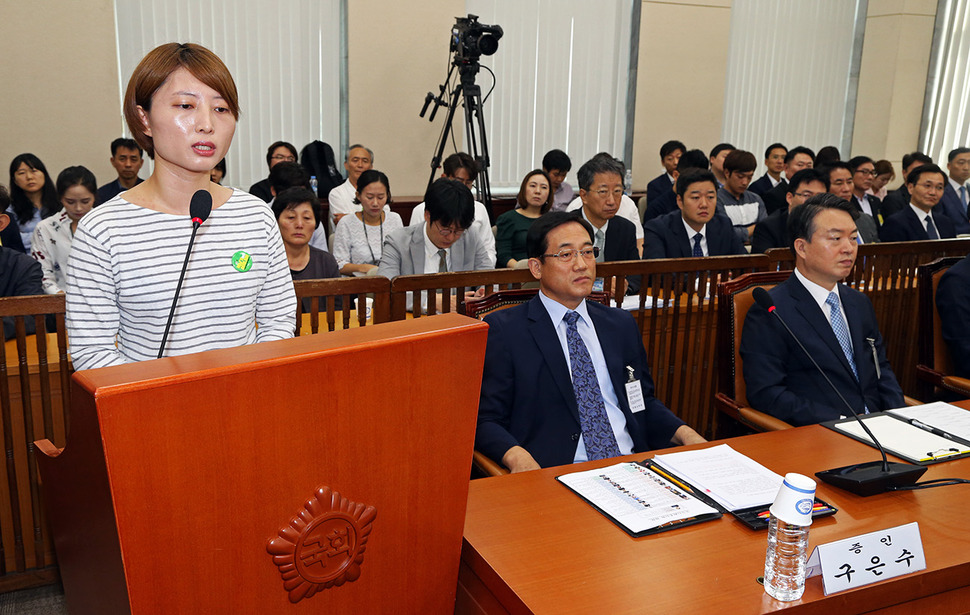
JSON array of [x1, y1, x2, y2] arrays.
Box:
[[332, 169, 402, 275], [31, 166, 97, 294]]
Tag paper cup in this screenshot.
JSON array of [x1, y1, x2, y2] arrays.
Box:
[[769, 473, 817, 526], [364, 297, 374, 321]]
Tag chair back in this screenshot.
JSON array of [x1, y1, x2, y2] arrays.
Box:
[[464, 289, 609, 320], [917, 257, 961, 376], [389, 269, 536, 320], [293, 276, 391, 334], [715, 270, 792, 407]]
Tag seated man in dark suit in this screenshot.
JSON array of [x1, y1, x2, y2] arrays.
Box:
[[248, 141, 298, 203], [821, 161, 879, 243], [642, 149, 709, 224], [645, 140, 685, 205], [879, 164, 957, 242], [848, 156, 887, 228], [938, 147, 970, 235], [1, 208, 44, 340], [575, 155, 641, 293], [748, 142, 787, 197], [881, 151, 932, 218], [643, 170, 746, 258], [936, 252, 970, 378], [95, 138, 144, 204], [763, 146, 816, 215], [751, 168, 828, 253], [475, 211, 706, 472], [741, 194, 904, 426]]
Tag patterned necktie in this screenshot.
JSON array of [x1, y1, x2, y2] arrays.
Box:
[[563, 311, 621, 460], [437, 248, 447, 272], [594, 229, 606, 263], [924, 215, 939, 240], [692, 232, 704, 257], [961, 186, 968, 216], [826, 292, 857, 380]]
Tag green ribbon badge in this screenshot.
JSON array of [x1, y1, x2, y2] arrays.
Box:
[[232, 251, 253, 272]]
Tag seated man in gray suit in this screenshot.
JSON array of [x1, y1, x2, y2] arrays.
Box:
[[379, 177, 491, 311]]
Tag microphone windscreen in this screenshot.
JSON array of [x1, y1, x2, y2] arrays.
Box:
[[190, 190, 213, 224], [752, 287, 774, 310]]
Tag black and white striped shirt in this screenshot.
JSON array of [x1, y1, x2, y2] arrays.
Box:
[[66, 189, 296, 370]]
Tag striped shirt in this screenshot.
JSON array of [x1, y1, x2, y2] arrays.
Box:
[[66, 189, 296, 370]]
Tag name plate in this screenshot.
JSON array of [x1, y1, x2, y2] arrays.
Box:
[[806, 522, 926, 595]]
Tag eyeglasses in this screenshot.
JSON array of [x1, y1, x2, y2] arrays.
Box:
[[433, 221, 466, 237], [271, 155, 296, 162], [542, 247, 600, 262], [793, 191, 817, 199], [589, 188, 624, 199], [854, 169, 876, 176]]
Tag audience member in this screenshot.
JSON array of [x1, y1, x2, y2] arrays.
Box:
[[496, 169, 552, 268], [333, 170, 403, 275], [0, 192, 25, 253], [643, 169, 745, 258], [96, 138, 144, 204], [847, 156, 886, 227], [936, 252, 970, 378], [66, 42, 295, 371], [32, 166, 97, 295], [409, 152, 496, 267], [328, 144, 374, 232], [751, 168, 828, 253], [869, 159, 895, 200], [821, 161, 879, 243], [763, 146, 815, 215], [741, 193, 903, 426], [249, 141, 298, 203], [475, 210, 705, 472], [643, 148, 709, 223], [749, 143, 786, 196], [815, 145, 841, 166], [709, 143, 735, 187], [716, 149, 766, 244], [879, 164, 956, 241], [210, 157, 226, 185], [566, 154, 644, 254], [300, 140, 344, 199], [646, 140, 685, 204], [272, 187, 340, 282], [882, 151, 932, 218], [938, 147, 970, 234], [1, 202, 43, 341], [8, 153, 59, 253], [542, 149, 574, 211]]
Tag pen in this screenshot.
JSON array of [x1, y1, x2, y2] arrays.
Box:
[[649, 465, 693, 493], [909, 418, 954, 441]]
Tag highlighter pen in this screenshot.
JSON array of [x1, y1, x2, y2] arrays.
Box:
[[909, 418, 955, 441]]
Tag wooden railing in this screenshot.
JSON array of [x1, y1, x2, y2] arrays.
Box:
[[3, 238, 970, 592]]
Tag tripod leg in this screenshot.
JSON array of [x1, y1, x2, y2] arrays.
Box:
[[427, 85, 464, 194]]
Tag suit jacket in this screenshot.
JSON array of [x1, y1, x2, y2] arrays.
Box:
[[475, 296, 685, 468], [878, 206, 957, 242], [643, 210, 746, 259], [936, 254, 970, 378], [0, 213, 25, 253], [937, 182, 970, 235], [378, 222, 490, 277], [1, 247, 43, 340], [762, 180, 790, 215], [855, 212, 880, 244], [748, 173, 776, 197], [247, 178, 273, 204], [642, 189, 678, 224], [881, 186, 909, 219], [601, 215, 641, 294], [852, 194, 886, 228], [751, 208, 789, 253], [740, 274, 904, 426], [646, 173, 673, 205]]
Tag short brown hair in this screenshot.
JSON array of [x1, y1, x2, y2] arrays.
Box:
[[123, 43, 240, 158], [516, 169, 553, 214]]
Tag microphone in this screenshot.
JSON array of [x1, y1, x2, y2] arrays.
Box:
[[751, 287, 926, 496], [157, 190, 212, 359]]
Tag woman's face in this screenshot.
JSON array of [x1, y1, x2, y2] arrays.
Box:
[[14, 163, 44, 195], [138, 67, 235, 177], [872, 172, 893, 193], [524, 174, 550, 208], [61, 185, 96, 222], [357, 181, 387, 218], [278, 202, 316, 248], [210, 166, 224, 184]]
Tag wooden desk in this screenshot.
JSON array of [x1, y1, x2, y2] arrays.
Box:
[[458, 416, 970, 614]]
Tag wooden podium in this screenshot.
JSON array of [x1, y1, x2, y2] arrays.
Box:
[[34, 314, 487, 614]]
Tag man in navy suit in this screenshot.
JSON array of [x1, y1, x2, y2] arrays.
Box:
[[741, 194, 904, 426], [848, 156, 887, 228], [879, 164, 957, 242], [642, 149, 709, 225], [763, 146, 816, 215], [938, 147, 970, 234], [882, 152, 933, 218], [748, 143, 787, 197], [475, 211, 705, 472], [936, 252, 970, 378], [643, 170, 746, 259], [751, 168, 828, 253], [645, 140, 685, 205]]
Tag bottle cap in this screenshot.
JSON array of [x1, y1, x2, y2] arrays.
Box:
[[769, 473, 816, 526]]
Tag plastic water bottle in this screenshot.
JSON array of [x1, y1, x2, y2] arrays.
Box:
[[624, 169, 633, 195], [763, 515, 810, 601], [309, 175, 318, 196]]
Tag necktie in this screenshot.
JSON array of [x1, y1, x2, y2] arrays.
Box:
[[563, 311, 621, 460], [437, 248, 447, 273], [961, 186, 968, 217], [925, 215, 939, 240], [826, 292, 858, 380], [594, 229, 605, 263], [692, 233, 704, 257]]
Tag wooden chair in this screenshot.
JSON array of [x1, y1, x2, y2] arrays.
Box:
[[463, 288, 609, 477], [0, 294, 71, 591], [388, 269, 536, 321], [714, 271, 795, 433], [916, 257, 970, 399], [293, 276, 391, 334]]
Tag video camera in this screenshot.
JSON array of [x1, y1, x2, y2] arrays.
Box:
[[451, 14, 503, 63]]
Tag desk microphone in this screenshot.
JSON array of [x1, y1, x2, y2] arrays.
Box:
[[751, 287, 926, 496], [157, 190, 212, 359]]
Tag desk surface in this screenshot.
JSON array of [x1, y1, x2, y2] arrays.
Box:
[[460, 413, 970, 614]]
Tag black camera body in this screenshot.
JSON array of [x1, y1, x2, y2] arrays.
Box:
[[451, 14, 503, 62]]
